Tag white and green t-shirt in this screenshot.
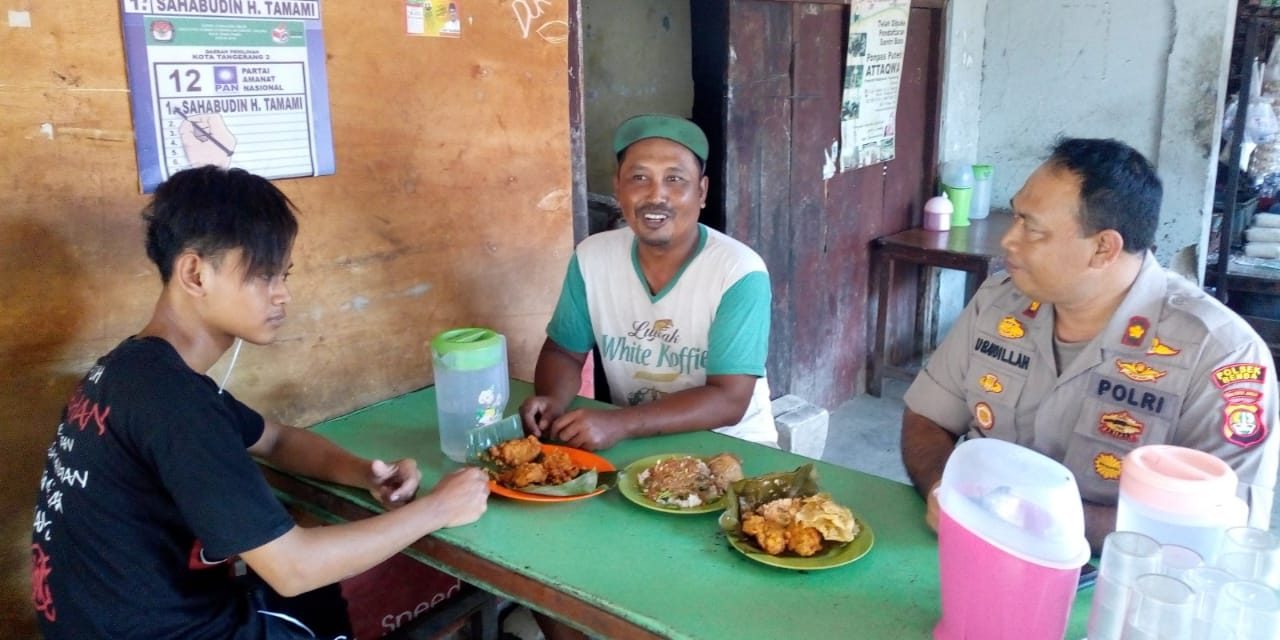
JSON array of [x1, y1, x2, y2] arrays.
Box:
[[547, 224, 777, 445]]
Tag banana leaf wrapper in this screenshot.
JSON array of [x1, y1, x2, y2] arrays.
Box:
[[718, 463, 820, 534], [518, 469, 618, 496]]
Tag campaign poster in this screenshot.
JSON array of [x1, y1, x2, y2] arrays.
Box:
[[120, 0, 335, 192], [840, 0, 910, 172], [406, 0, 463, 38]]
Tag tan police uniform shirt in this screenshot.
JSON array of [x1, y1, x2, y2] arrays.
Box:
[[905, 253, 1278, 528]]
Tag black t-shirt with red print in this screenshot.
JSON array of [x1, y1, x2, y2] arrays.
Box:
[[32, 336, 294, 639]]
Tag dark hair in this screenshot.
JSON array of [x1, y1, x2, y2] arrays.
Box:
[[615, 148, 706, 176], [142, 166, 298, 283], [1045, 138, 1161, 253]]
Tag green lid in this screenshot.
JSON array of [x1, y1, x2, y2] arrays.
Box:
[[972, 164, 994, 179], [431, 328, 505, 371]]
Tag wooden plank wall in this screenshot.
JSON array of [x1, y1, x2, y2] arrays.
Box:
[[0, 1, 574, 634], [704, 0, 940, 409]]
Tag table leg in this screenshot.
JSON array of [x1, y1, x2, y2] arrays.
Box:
[[869, 249, 893, 397], [963, 266, 989, 303]]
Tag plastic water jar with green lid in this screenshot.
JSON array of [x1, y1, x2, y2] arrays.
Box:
[[431, 328, 509, 462]]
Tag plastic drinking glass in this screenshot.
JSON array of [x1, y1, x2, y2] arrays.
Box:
[[1088, 531, 1162, 640], [1209, 580, 1280, 640], [1121, 573, 1195, 640], [1161, 544, 1204, 581], [1217, 527, 1280, 589], [1183, 566, 1237, 640]]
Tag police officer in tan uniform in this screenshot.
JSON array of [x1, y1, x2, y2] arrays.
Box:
[[902, 138, 1278, 551]]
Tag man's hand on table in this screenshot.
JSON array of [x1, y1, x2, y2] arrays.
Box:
[[545, 408, 629, 451], [368, 458, 421, 508], [519, 395, 565, 439], [424, 467, 491, 528]]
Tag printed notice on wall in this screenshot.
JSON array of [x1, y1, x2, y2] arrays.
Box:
[[839, 0, 910, 172], [120, 0, 335, 192], [406, 0, 463, 38]]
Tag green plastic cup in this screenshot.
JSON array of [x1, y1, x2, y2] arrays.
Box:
[[942, 185, 973, 228]]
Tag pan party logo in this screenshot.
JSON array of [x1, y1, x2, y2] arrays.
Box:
[[1093, 452, 1123, 481], [979, 374, 1003, 394], [1116, 360, 1167, 383], [1146, 338, 1180, 357], [997, 316, 1025, 340], [1098, 410, 1144, 442]]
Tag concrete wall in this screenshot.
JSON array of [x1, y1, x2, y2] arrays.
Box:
[[973, 0, 1234, 273], [581, 0, 693, 195]]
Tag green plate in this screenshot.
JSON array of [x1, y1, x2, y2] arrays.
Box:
[[618, 453, 727, 514], [719, 512, 875, 571]]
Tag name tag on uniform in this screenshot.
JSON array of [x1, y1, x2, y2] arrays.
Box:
[[973, 336, 1032, 371]]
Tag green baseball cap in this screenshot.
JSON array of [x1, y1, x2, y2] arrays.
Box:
[[612, 114, 709, 164]]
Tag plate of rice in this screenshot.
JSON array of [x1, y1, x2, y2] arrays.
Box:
[[618, 452, 743, 514]]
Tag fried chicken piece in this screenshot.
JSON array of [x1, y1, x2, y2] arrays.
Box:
[[541, 449, 582, 485], [488, 435, 542, 467], [757, 498, 799, 526], [705, 453, 743, 492], [498, 462, 547, 488], [785, 523, 825, 557], [742, 513, 788, 555]]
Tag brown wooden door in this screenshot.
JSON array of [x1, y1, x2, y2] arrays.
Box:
[[692, 0, 943, 408]]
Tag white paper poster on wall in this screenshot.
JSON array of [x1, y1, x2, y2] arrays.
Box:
[[840, 0, 910, 172], [120, 0, 335, 192]]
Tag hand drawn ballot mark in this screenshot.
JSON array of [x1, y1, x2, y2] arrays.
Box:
[[177, 112, 237, 169], [178, 111, 232, 155]]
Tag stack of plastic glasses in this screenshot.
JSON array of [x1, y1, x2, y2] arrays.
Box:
[[1217, 526, 1280, 590], [1183, 566, 1239, 639], [1208, 580, 1280, 639], [1123, 573, 1196, 640], [1088, 531, 1163, 640]]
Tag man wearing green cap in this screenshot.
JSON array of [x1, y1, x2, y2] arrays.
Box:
[[519, 114, 778, 451]]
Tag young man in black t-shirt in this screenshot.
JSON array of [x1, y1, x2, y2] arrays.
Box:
[[31, 166, 490, 639]]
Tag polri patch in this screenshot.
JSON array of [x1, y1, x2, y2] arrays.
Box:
[[979, 373, 1004, 394], [974, 402, 994, 430], [1121, 316, 1150, 347], [1222, 388, 1268, 448], [1090, 373, 1176, 417], [1212, 363, 1267, 389], [1022, 301, 1041, 318], [1115, 359, 1167, 383], [1093, 452, 1123, 481], [1098, 410, 1145, 442]]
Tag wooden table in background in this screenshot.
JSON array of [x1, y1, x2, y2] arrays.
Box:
[[869, 212, 1012, 396]]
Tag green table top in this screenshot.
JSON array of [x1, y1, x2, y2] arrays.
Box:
[[277, 380, 1093, 639]]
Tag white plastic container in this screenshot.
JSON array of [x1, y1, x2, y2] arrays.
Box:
[[970, 164, 993, 220], [1116, 445, 1248, 562], [923, 194, 952, 231], [431, 327, 509, 463], [934, 439, 1090, 640]]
